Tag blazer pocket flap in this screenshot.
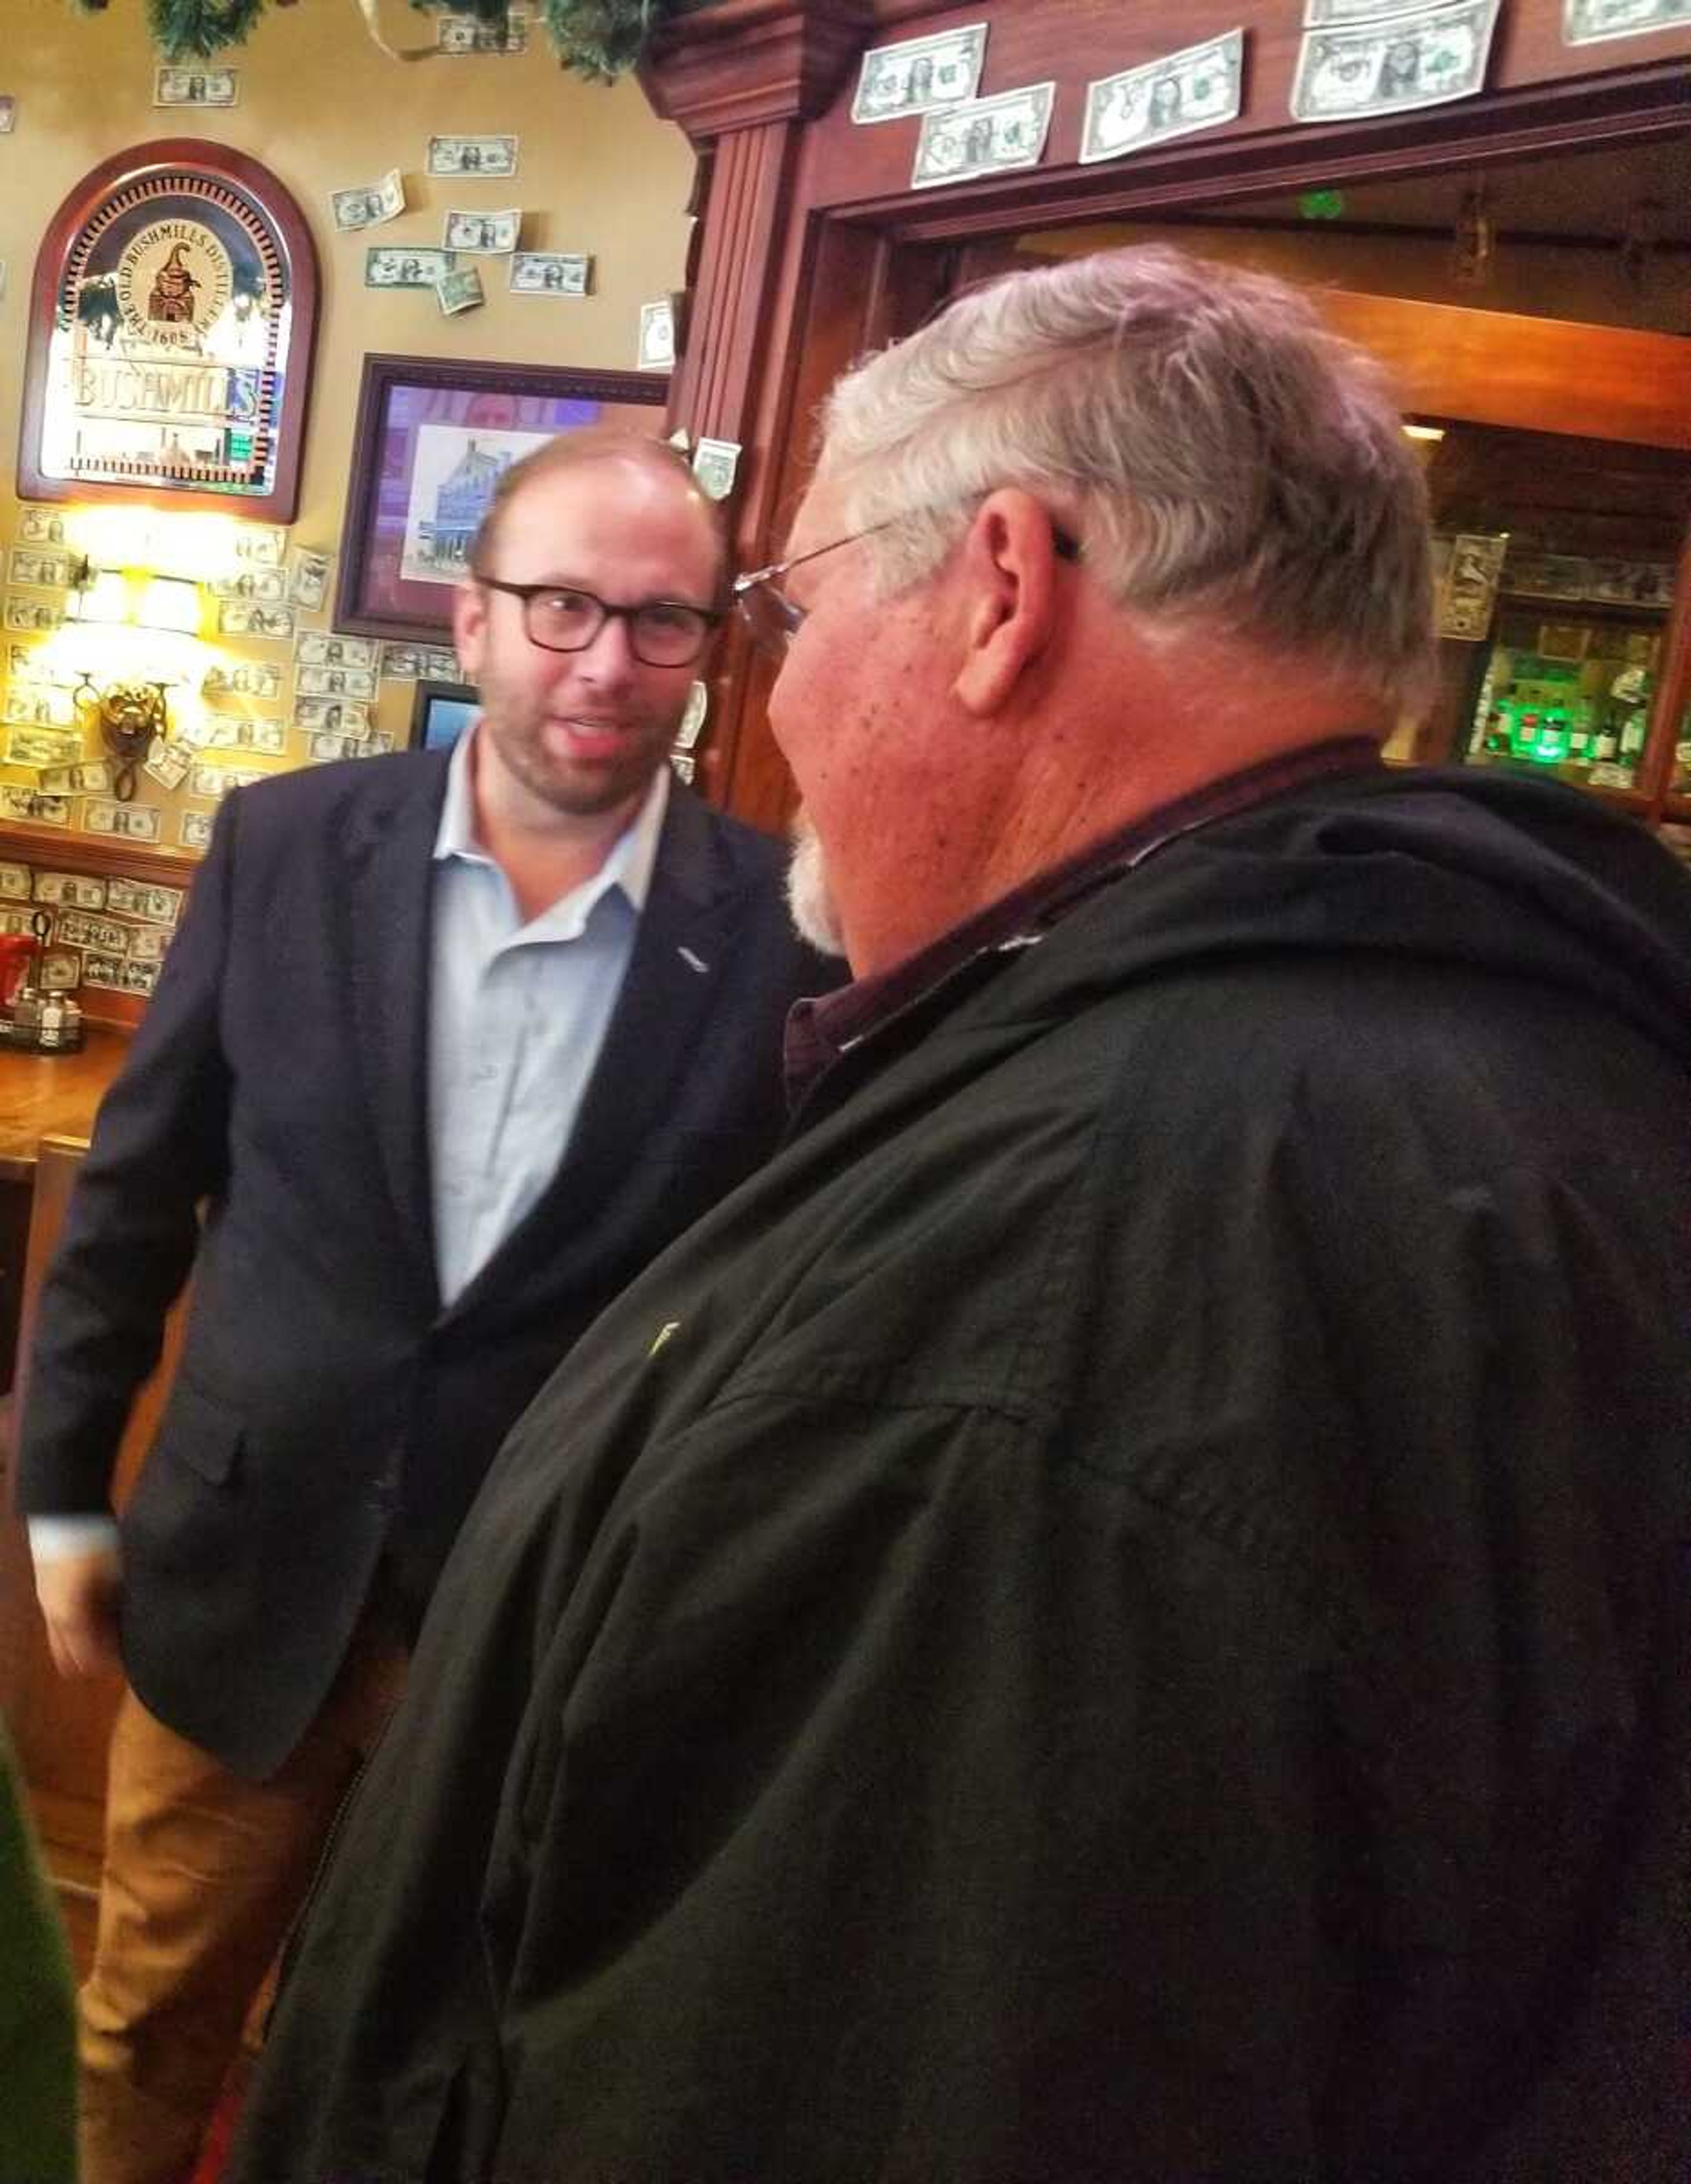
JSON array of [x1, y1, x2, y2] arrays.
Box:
[[153, 1374, 244, 1487]]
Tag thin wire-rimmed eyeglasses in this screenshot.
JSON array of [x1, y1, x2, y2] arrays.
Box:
[[733, 517, 1082, 660], [477, 576, 724, 668]]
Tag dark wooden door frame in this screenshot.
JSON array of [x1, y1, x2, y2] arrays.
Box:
[[642, 0, 1691, 830]]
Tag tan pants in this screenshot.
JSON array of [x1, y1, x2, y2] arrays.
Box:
[[78, 1613, 406, 2184]]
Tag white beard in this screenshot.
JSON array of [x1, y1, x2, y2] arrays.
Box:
[[786, 815, 848, 960]]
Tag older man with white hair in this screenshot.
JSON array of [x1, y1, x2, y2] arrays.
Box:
[[232, 246, 1691, 2184]]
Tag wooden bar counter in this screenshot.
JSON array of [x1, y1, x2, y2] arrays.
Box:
[[0, 1024, 131, 1183]]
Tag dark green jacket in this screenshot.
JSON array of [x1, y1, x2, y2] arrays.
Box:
[[236, 766, 1691, 2184], [0, 1724, 76, 2184]]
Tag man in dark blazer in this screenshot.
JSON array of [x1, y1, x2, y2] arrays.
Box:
[[17, 431, 828, 2184]]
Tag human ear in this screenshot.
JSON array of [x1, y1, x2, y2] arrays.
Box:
[[451, 579, 488, 683], [952, 490, 1065, 718]]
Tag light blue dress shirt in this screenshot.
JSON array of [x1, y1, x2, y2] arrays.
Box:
[[427, 722, 669, 1306]]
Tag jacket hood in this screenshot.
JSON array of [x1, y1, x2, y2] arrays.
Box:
[[1037, 764, 1691, 1074]]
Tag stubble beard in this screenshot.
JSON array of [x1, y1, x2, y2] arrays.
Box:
[[483, 696, 670, 823]]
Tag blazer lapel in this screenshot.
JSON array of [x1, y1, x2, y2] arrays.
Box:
[[346, 756, 450, 1308]]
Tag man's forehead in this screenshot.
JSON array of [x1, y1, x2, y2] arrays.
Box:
[[508, 457, 720, 570]]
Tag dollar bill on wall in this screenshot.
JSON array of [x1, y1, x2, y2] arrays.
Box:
[[443, 210, 521, 254], [213, 568, 289, 605], [217, 601, 296, 639], [84, 800, 164, 844], [0, 785, 68, 825], [154, 66, 238, 106], [1564, 0, 1691, 37], [366, 247, 457, 290], [331, 171, 407, 233], [912, 82, 1056, 189], [853, 22, 987, 123], [290, 550, 331, 612], [1082, 31, 1245, 162], [6, 726, 82, 769], [297, 632, 377, 671], [509, 253, 591, 297], [15, 508, 69, 548], [437, 8, 529, 53], [426, 136, 519, 178], [4, 598, 64, 634], [1292, 0, 1500, 119], [437, 266, 486, 317], [8, 546, 77, 590], [107, 876, 185, 925]]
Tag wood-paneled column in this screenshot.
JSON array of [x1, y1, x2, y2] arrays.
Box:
[[640, 0, 871, 818]]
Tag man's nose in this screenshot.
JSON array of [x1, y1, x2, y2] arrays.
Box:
[[575, 610, 640, 681]]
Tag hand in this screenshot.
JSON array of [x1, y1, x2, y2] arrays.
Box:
[[35, 1543, 124, 1679]]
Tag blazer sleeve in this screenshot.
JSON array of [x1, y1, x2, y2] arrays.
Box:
[[14, 795, 238, 1517]]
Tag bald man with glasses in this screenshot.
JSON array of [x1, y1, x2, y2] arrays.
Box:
[[18, 430, 832, 2184]]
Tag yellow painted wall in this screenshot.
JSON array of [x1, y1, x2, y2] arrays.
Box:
[[0, 0, 694, 843]]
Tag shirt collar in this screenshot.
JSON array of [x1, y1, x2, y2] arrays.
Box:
[[784, 734, 1383, 1102], [433, 717, 671, 916]]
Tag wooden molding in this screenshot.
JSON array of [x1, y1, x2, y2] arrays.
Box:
[[641, 0, 871, 141], [0, 821, 200, 892]]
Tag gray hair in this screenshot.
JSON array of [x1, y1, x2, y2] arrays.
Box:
[[816, 245, 1436, 712]]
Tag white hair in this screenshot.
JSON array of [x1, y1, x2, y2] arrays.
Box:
[[815, 245, 1437, 714]]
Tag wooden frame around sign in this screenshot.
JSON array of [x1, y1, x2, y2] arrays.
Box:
[[334, 354, 670, 644], [18, 139, 318, 520]]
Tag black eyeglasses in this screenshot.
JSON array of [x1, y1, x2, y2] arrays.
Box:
[[477, 576, 723, 668], [732, 516, 1081, 660]]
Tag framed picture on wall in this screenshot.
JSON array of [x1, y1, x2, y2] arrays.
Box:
[[335, 354, 669, 642], [409, 678, 478, 752]]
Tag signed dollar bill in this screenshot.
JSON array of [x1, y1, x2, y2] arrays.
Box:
[[426, 135, 518, 178], [912, 82, 1055, 188], [1292, 0, 1499, 118], [1082, 31, 1245, 162], [331, 170, 406, 232], [853, 22, 986, 122]]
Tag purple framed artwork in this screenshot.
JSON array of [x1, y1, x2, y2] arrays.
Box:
[[335, 353, 668, 642]]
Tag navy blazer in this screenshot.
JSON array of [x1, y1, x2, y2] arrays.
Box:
[[17, 753, 829, 1778]]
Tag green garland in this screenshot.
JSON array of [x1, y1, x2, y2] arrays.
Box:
[[72, 0, 681, 78]]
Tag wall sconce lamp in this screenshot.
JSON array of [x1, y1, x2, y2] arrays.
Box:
[[68, 559, 204, 799]]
